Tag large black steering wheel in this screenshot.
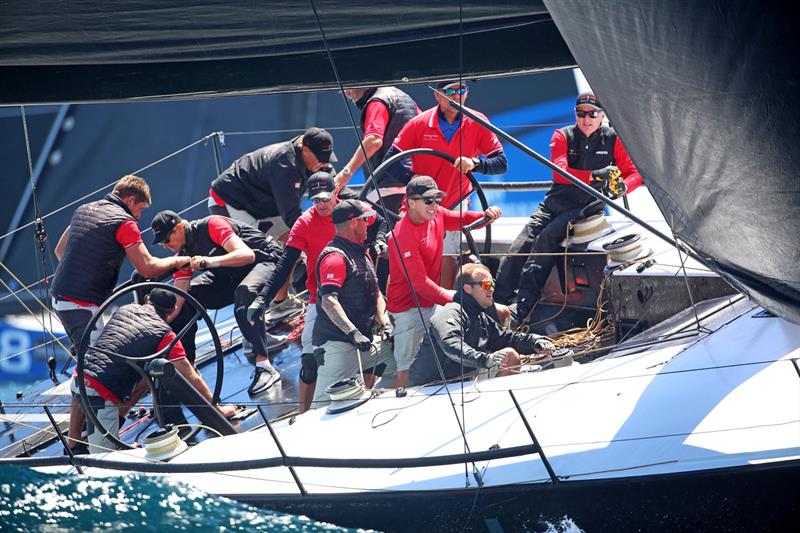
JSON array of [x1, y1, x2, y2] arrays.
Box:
[[75, 282, 225, 451], [358, 148, 492, 255]]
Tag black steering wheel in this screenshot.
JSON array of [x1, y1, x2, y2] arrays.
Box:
[[358, 147, 492, 255], [75, 282, 225, 451]]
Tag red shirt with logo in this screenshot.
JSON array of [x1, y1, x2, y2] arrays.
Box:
[[391, 106, 503, 208], [286, 205, 336, 304], [386, 207, 483, 313]]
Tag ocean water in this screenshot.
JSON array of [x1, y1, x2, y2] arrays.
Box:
[[0, 465, 585, 532], [0, 465, 371, 532]]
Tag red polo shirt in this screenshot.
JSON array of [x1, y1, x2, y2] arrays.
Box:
[[286, 205, 336, 304], [386, 207, 483, 313], [391, 106, 503, 208]]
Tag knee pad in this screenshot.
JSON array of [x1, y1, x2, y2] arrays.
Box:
[[299, 352, 318, 384]]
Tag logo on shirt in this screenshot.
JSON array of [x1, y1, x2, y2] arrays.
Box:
[[326, 273, 334, 279], [403, 251, 411, 258], [423, 134, 439, 141], [596, 151, 609, 155], [295, 183, 301, 189]]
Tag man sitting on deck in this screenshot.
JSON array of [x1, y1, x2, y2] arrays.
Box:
[[71, 289, 236, 453], [408, 263, 554, 387]]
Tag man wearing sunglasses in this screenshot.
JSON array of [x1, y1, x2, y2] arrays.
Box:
[[494, 92, 643, 322], [386, 176, 501, 388], [407, 263, 554, 387], [246, 172, 388, 413], [379, 80, 508, 288]]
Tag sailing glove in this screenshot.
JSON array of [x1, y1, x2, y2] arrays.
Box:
[[348, 330, 373, 352], [379, 322, 394, 343], [591, 165, 626, 198], [486, 351, 508, 368], [372, 239, 389, 259], [246, 297, 267, 323]]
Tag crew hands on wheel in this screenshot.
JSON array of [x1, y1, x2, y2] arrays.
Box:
[[453, 156, 478, 174], [482, 206, 502, 222]]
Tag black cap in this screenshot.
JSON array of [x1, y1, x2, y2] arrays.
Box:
[[406, 176, 444, 198], [150, 210, 182, 244], [436, 80, 469, 90], [302, 127, 337, 164], [307, 171, 335, 201], [148, 288, 176, 314], [576, 92, 603, 111], [331, 199, 376, 224]]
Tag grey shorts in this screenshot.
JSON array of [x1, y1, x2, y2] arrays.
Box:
[[312, 339, 396, 406], [300, 304, 317, 354], [390, 306, 435, 371], [70, 377, 119, 454], [443, 198, 471, 254]]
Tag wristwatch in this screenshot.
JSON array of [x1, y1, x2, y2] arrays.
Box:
[[341, 166, 352, 176], [471, 157, 481, 172]]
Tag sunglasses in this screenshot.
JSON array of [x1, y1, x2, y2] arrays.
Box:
[[442, 87, 468, 97], [311, 197, 332, 204], [468, 279, 496, 290], [410, 196, 443, 205], [575, 109, 602, 118]]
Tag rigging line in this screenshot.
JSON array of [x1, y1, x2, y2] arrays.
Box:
[[0, 275, 50, 304], [307, 0, 478, 465], [0, 133, 218, 245], [0, 276, 71, 357], [669, 213, 708, 334], [216, 122, 570, 138]]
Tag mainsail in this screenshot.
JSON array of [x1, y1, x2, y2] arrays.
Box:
[[545, 0, 800, 323]]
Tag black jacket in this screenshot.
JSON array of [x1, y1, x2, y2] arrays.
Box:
[[408, 291, 546, 386], [210, 138, 310, 227]]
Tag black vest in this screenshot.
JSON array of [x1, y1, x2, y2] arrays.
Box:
[[312, 236, 378, 345], [181, 216, 281, 270], [560, 124, 618, 171], [52, 194, 136, 305], [357, 87, 419, 174], [85, 303, 172, 403]]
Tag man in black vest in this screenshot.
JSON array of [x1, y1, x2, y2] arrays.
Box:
[[311, 200, 396, 407], [151, 210, 286, 396], [53, 175, 190, 454], [71, 288, 236, 453], [334, 86, 419, 192], [494, 93, 643, 322]]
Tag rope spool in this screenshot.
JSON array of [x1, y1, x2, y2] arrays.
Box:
[[143, 425, 187, 461], [562, 214, 613, 246], [325, 376, 371, 414], [603, 233, 652, 266]]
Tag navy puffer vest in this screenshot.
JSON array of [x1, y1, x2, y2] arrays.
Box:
[[357, 87, 419, 174]]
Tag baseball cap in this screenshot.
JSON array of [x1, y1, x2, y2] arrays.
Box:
[[148, 288, 176, 314], [302, 127, 337, 164], [575, 92, 603, 111], [436, 80, 469, 91], [150, 210, 182, 244], [406, 176, 444, 198], [307, 171, 335, 201], [331, 199, 376, 224]]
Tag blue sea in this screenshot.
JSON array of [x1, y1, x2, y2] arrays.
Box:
[[0, 465, 584, 532]]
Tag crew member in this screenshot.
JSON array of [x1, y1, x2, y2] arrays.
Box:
[[311, 200, 396, 406], [151, 210, 286, 396], [494, 93, 643, 321], [386, 176, 501, 388], [380, 81, 507, 287], [246, 173, 388, 413], [71, 289, 236, 453], [209, 127, 337, 309], [408, 263, 554, 386], [334, 86, 419, 195], [53, 175, 189, 454]]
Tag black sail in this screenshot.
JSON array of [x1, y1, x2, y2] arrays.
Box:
[[544, 0, 800, 324]]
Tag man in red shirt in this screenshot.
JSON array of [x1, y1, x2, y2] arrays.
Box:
[[387, 176, 501, 388], [380, 81, 508, 288], [311, 200, 396, 406], [494, 93, 643, 322], [53, 175, 190, 455], [246, 173, 388, 413], [151, 210, 286, 397], [334, 86, 419, 193]]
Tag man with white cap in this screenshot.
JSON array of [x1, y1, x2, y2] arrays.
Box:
[[494, 92, 643, 322]]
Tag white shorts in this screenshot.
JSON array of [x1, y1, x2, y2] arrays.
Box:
[[301, 304, 317, 354], [443, 198, 471, 254]]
